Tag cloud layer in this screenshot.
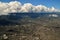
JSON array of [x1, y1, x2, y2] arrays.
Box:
[[0, 1, 60, 15]]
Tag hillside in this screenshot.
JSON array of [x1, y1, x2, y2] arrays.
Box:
[[0, 13, 60, 40]]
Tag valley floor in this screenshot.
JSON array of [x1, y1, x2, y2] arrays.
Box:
[[0, 15, 60, 40]]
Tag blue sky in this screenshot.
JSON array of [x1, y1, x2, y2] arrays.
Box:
[[0, 0, 60, 9]]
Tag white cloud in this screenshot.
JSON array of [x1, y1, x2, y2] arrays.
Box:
[[0, 1, 60, 15], [49, 14, 58, 17]]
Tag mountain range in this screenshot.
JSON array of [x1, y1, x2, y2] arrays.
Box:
[[0, 12, 60, 25]]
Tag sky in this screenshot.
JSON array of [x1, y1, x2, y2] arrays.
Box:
[[0, 0, 60, 9], [0, 0, 60, 15]]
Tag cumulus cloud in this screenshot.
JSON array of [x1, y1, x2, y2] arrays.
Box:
[[0, 1, 60, 15]]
